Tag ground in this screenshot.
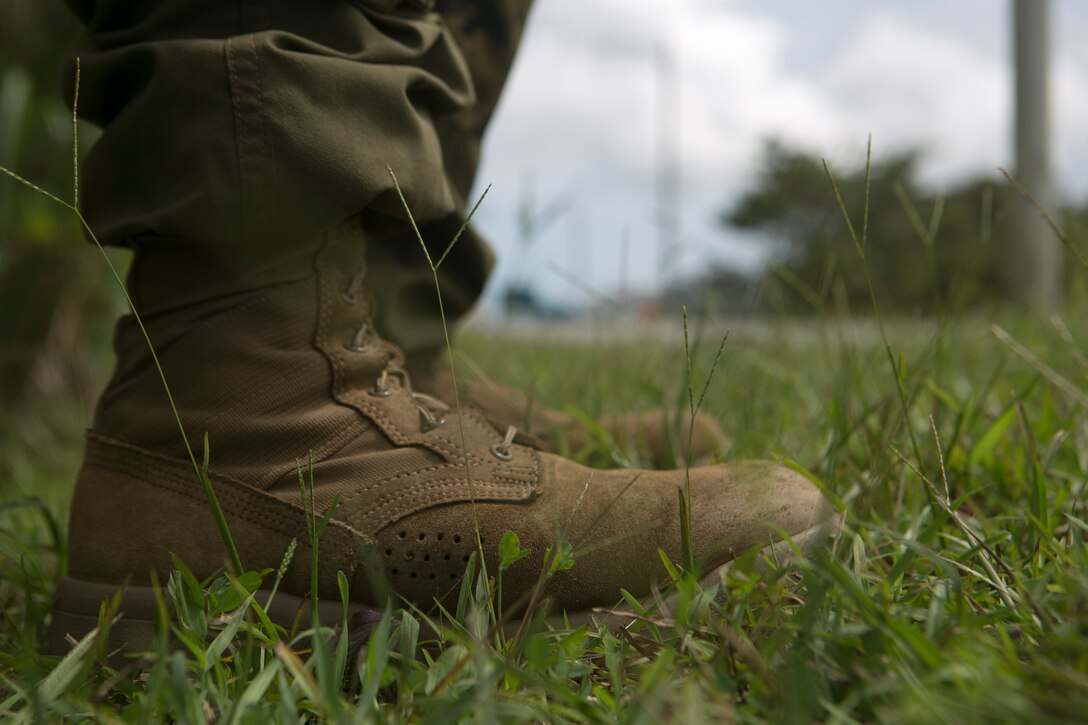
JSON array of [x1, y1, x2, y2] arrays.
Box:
[[2, 303, 1087, 722]]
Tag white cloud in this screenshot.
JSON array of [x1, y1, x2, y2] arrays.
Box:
[[816, 13, 1010, 186], [471, 0, 1088, 307]]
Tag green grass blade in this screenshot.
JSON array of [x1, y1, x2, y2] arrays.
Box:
[[35, 626, 97, 704]]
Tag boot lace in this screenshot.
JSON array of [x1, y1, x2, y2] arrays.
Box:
[[338, 260, 522, 458], [372, 368, 450, 433]]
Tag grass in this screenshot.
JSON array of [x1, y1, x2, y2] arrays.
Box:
[[2, 299, 1088, 721], [1, 94, 1087, 720]]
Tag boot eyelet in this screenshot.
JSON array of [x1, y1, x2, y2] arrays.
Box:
[[343, 341, 368, 353], [419, 413, 446, 432], [369, 387, 392, 398], [490, 444, 514, 462], [340, 288, 357, 305]]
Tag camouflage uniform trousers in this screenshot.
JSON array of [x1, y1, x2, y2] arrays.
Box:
[[62, 0, 535, 350]]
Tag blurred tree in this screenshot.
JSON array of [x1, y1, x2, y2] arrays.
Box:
[[659, 264, 760, 316], [0, 2, 122, 438], [721, 140, 1023, 315]]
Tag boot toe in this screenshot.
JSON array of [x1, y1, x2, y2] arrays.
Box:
[[366, 454, 838, 614]]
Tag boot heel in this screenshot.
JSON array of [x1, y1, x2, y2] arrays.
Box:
[[49, 577, 160, 657], [49, 576, 381, 659]]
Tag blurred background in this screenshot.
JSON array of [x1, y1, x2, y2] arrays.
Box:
[[0, 2, 114, 499], [472, 0, 1088, 319], [2, 0, 1087, 484]]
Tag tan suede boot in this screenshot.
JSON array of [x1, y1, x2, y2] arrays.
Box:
[[51, 221, 840, 654]]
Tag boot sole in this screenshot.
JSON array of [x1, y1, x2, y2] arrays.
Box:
[[48, 577, 380, 658], [50, 513, 843, 657]]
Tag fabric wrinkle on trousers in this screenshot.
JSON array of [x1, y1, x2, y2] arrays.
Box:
[[63, 0, 535, 345]]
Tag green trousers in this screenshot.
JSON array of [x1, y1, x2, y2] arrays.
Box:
[[63, 0, 534, 356]]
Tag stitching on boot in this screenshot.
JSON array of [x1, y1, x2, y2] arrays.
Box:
[[335, 459, 536, 515], [84, 433, 373, 553], [91, 444, 362, 571], [362, 480, 534, 533], [364, 485, 524, 532]]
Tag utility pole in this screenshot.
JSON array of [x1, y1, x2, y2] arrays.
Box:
[[1010, 0, 1061, 312]]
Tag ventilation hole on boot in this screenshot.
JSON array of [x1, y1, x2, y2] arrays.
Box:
[[429, 573, 436, 580], [398, 531, 407, 540], [462, 555, 469, 563], [449, 573, 456, 580], [405, 552, 414, 561], [385, 549, 392, 556], [417, 533, 426, 541], [444, 554, 450, 561], [453, 534, 462, 543], [391, 569, 399, 576], [410, 572, 417, 579], [437, 533, 444, 541], [423, 554, 430, 562]]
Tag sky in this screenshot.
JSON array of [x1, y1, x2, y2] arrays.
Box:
[[465, 0, 1088, 312]]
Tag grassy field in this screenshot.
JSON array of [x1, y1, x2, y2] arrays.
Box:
[[2, 295, 1087, 721]]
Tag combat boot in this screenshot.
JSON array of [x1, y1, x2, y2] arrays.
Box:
[[51, 220, 839, 654]]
